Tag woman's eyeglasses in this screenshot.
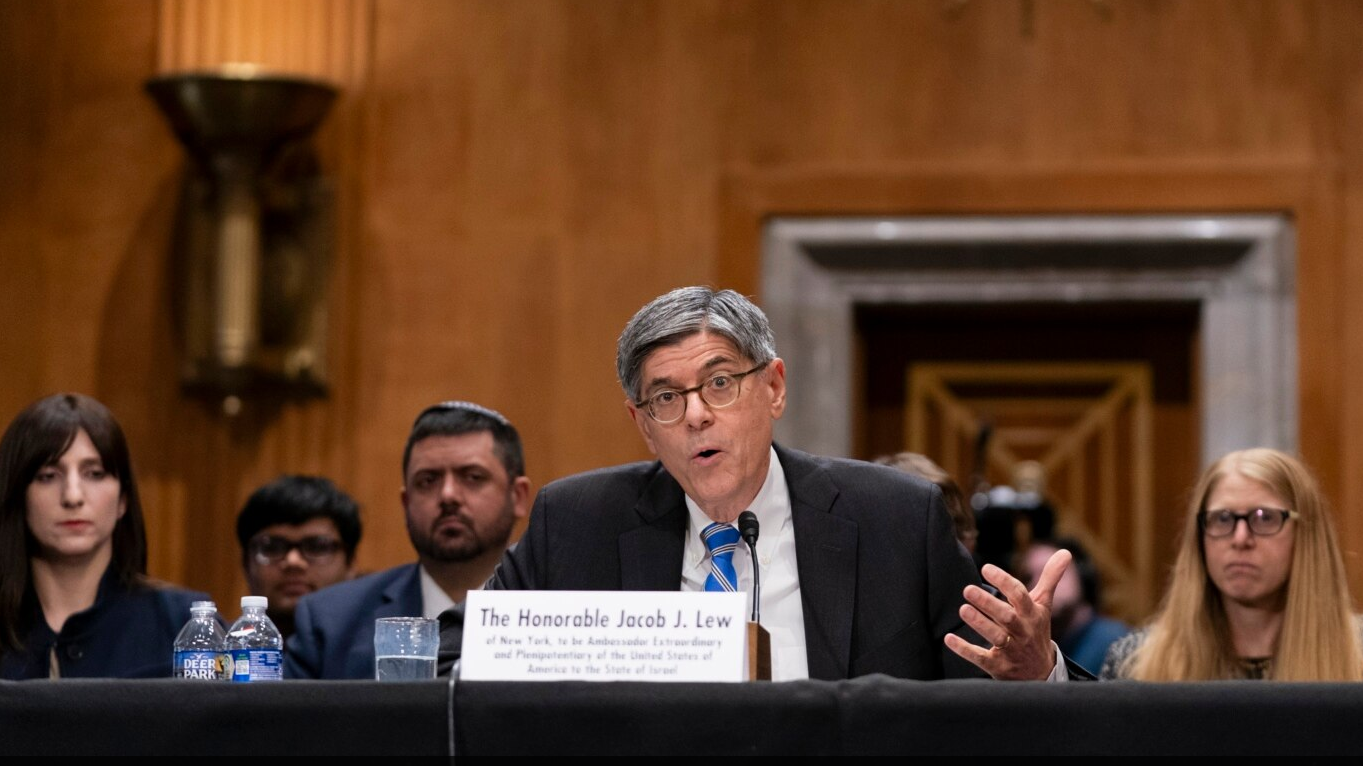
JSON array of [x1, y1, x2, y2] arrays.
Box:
[[1199, 507, 1298, 538]]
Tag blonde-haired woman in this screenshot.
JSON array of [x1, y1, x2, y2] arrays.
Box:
[[1102, 448, 1362, 681]]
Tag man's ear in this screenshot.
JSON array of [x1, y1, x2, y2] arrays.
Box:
[[510, 476, 532, 519], [765, 358, 787, 419], [626, 399, 659, 455]]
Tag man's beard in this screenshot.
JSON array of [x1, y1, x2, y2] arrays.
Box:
[[409, 494, 517, 563]]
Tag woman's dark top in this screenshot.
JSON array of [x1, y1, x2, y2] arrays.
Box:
[[1, 567, 206, 679]]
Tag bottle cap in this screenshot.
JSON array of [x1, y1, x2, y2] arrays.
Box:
[[190, 600, 217, 611], [241, 595, 268, 609]]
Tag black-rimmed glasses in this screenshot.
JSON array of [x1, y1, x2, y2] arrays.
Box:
[[1199, 507, 1299, 538], [249, 535, 344, 565], [635, 362, 768, 424]]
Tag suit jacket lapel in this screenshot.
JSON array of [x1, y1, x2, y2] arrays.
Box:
[[779, 445, 858, 681], [619, 464, 688, 591], [380, 563, 424, 616]]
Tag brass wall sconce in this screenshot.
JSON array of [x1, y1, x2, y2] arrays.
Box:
[[146, 66, 338, 415]]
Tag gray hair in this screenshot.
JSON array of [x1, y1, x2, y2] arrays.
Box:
[[616, 286, 777, 402]]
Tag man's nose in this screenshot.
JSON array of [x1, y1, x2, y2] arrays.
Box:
[[440, 472, 462, 503], [682, 389, 714, 427]]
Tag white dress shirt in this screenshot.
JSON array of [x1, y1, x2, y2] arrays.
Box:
[[419, 566, 456, 620], [681, 448, 810, 681]]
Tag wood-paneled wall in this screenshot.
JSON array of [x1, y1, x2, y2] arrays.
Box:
[[4, 0, 1363, 610]]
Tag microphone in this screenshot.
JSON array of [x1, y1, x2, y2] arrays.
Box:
[[738, 511, 761, 623]]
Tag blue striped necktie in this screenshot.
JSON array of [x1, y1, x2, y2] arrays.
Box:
[[702, 522, 741, 592]]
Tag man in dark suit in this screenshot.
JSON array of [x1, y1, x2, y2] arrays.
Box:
[[287, 401, 530, 679], [442, 286, 1072, 681]]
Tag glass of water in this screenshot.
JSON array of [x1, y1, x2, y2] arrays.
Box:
[[374, 617, 439, 681]]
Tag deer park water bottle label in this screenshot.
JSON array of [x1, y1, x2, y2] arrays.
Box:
[[175, 650, 226, 680]]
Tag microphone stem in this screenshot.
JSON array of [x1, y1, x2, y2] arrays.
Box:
[[747, 539, 761, 623]]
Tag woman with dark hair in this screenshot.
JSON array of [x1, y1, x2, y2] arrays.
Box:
[[0, 393, 206, 678], [1102, 448, 1363, 681]]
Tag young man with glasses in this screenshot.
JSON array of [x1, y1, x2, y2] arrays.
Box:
[[286, 402, 529, 679], [448, 286, 1081, 682], [236, 475, 361, 641]]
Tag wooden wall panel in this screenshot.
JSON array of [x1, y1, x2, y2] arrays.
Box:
[[0, 2, 46, 423], [4, 0, 1363, 610], [1325, 1, 1363, 577]]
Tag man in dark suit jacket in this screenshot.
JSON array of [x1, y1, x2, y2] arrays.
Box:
[[286, 401, 531, 679], [285, 563, 422, 680], [441, 286, 1074, 682]]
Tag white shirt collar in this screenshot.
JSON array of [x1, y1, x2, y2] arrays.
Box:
[[418, 565, 456, 620]]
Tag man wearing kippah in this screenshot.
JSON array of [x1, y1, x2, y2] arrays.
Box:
[[286, 402, 529, 679]]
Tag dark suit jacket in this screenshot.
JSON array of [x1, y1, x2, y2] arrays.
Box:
[[467, 444, 991, 681], [285, 563, 424, 679], [1, 568, 206, 680]]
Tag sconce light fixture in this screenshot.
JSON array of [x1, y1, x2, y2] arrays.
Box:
[[145, 65, 338, 415]]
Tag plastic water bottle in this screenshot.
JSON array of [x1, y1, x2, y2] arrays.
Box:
[[226, 595, 283, 682], [173, 600, 227, 680]]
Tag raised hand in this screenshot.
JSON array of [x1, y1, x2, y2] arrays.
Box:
[[944, 547, 1072, 680]]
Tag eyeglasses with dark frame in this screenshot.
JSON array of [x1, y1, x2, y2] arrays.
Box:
[[249, 535, 345, 566], [635, 362, 769, 424], [1199, 507, 1299, 538]]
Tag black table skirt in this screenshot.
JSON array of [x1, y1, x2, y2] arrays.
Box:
[[4, 675, 1361, 755]]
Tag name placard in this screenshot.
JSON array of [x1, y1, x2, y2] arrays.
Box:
[[461, 590, 748, 682]]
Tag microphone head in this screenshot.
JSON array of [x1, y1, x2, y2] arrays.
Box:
[[738, 510, 760, 546]]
